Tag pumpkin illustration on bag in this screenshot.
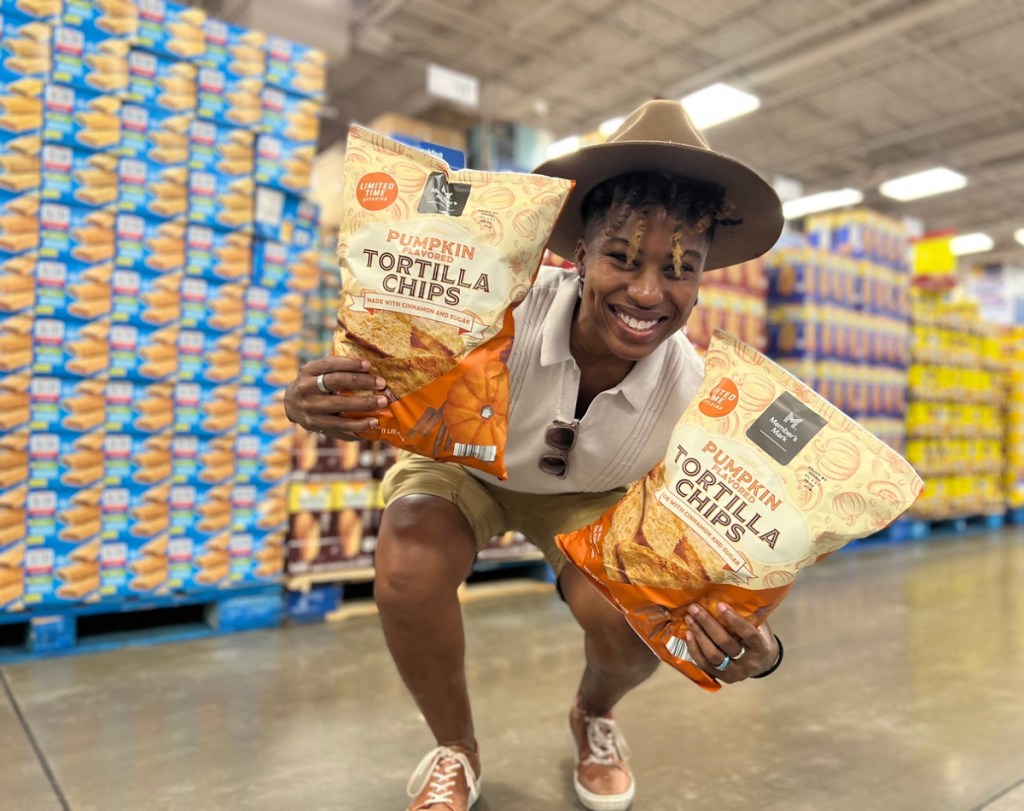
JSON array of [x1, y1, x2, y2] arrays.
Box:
[[442, 362, 509, 448]]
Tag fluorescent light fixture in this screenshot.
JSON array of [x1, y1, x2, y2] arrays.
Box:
[[879, 167, 967, 201], [598, 116, 625, 136], [949, 232, 993, 255], [546, 135, 580, 159], [681, 83, 760, 129], [1015, 228, 1024, 247], [782, 188, 864, 219]]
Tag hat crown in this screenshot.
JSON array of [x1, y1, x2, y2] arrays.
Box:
[[607, 99, 710, 150]]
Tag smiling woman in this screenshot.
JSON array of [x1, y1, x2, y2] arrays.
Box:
[[283, 98, 785, 811]]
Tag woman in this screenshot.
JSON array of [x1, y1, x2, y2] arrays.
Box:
[[285, 100, 785, 811]]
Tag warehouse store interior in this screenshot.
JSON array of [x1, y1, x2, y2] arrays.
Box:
[[2, 0, 1024, 810]]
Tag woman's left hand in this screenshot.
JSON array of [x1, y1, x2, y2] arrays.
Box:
[[683, 602, 779, 684]]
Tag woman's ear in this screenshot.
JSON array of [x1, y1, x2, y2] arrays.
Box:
[[573, 239, 587, 271]]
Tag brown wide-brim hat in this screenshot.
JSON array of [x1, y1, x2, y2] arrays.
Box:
[[532, 99, 784, 270]]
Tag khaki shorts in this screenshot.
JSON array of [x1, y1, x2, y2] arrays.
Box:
[[380, 452, 627, 576]]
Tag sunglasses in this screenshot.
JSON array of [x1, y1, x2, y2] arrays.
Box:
[[539, 419, 579, 478]]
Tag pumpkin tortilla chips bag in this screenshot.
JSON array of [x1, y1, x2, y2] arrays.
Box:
[[556, 330, 923, 690], [333, 126, 573, 478]]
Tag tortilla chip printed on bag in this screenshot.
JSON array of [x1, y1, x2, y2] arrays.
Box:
[[556, 330, 923, 691], [333, 126, 573, 478]]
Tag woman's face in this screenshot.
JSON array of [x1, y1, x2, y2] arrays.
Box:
[[573, 206, 709, 363]]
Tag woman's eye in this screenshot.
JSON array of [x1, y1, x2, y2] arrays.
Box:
[[606, 252, 628, 263]]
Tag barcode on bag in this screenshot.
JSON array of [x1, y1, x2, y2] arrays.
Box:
[[452, 443, 496, 463], [666, 635, 697, 664]]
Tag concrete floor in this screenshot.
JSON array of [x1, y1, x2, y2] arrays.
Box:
[[3, 529, 1024, 811]]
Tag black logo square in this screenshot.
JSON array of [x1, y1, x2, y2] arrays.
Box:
[[746, 391, 827, 465]]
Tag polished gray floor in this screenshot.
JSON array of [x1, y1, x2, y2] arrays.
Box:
[[3, 528, 1024, 811]]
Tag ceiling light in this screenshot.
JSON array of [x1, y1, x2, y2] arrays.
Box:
[[598, 116, 625, 136], [782, 188, 864, 219], [879, 167, 967, 201], [1015, 228, 1024, 247], [949, 232, 993, 255], [680, 83, 760, 129], [546, 135, 580, 159]]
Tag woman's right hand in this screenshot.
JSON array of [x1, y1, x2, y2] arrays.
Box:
[[284, 356, 389, 441]]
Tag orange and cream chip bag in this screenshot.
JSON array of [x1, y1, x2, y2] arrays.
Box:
[[556, 331, 923, 690], [333, 126, 573, 477]]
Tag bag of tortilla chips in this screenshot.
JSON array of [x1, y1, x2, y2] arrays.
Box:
[[333, 126, 573, 478], [556, 330, 923, 690]]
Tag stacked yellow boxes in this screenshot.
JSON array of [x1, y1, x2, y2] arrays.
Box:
[[1002, 326, 1024, 516], [905, 297, 1005, 519], [684, 259, 767, 353], [764, 210, 912, 454]]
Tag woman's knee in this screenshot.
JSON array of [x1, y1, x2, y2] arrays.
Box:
[[374, 495, 478, 608]]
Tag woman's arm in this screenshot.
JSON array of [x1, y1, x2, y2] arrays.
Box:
[[284, 356, 389, 441]]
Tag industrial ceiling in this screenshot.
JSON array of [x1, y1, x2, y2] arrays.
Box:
[[207, 0, 1024, 267]]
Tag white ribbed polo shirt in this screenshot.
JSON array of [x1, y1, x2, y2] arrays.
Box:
[[469, 265, 705, 494]]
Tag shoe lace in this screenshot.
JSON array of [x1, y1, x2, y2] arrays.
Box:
[[583, 717, 631, 767], [407, 746, 480, 806]]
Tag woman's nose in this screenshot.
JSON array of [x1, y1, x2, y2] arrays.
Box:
[[627, 265, 665, 306]]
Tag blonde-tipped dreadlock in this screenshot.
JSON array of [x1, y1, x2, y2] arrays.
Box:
[[580, 172, 737, 276]]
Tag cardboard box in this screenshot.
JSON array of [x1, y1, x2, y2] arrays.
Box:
[[243, 284, 302, 340], [28, 427, 104, 491], [108, 320, 178, 382], [38, 200, 114, 264], [188, 169, 252, 232], [259, 85, 319, 144], [28, 373, 104, 433], [196, 65, 261, 129], [0, 428, 28, 494], [0, 73, 43, 136], [0, 536, 25, 610], [2, 0, 61, 22], [104, 430, 172, 488], [169, 482, 231, 587], [103, 533, 179, 597], [114, 213, 185, 272], [236, 382, 290, 436], [125, 48, 196, 112], [252, 184, 315, 243], [180, 274, 246, 333], [111, 266, 182, 327], [254, 134, 312, 194], [62, 0, 137, 37], [0, 131, 41, 203], [171, 433, 235, 487], [172, 380, 237, 437], [0, 252, 35, 314], [238, 335, 301, 388], [0, 310, 32, 373], [264, 36, 325, 101], [105, 378, 173, 434], [232, 480, 287, 534], [116, 157, 188, 220], [184, 222, 251, 281], [0, 484, 26, 548], [0, 191, 39, 262], [32, 313, 109, 377], [119, 101, 191, 166], [199, 17, 264, 74], [227, 528, 285, 583], [42, 81, 120, 152], [235, 430, 291, 486], [34, 256, 112, 321], [0, 12, 52, 81], [134, 0, 205, 62], [101, 481, 170, 541], [23, 530, 103, 607], [189, 117, 253, 176], [51, 22, 129, 95], [0, 370, 30, 433], [177, 326, 241, 384], [41, 143, 117, 207]]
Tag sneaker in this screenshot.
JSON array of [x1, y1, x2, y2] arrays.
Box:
[[567, 702, 635, 811], [406, 744, 482, 811]]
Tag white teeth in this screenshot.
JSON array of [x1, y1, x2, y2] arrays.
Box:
[[616, 311, 658, 331]]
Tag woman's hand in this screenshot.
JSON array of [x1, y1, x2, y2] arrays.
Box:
[[284, 356, 389, 441], [682, 602, 780, 684]]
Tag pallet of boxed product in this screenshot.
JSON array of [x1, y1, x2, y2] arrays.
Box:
[[1003, 326, 1024, 517]]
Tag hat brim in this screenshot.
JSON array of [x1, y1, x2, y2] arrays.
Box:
[[532, 141, 783, 270]]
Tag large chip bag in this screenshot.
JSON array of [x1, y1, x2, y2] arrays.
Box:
[[333, 126, 573, 478], [556, 330, 923, 690]]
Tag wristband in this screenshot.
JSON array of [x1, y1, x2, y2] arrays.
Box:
[[751, 634, 783, 679]]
